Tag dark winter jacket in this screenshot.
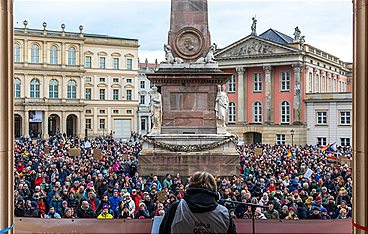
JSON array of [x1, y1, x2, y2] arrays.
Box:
[[159, 188, 237, 234]]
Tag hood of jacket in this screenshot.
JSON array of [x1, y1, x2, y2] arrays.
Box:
[[184, 188, 219, 213]]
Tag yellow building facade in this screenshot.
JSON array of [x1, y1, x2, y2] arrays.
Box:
[[14, 22, 139, 139]]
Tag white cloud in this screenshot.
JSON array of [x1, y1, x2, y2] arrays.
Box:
[[14, 0, 353, 62]]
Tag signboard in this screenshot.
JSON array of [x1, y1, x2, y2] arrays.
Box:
[[84, 141, 91, 148], [255, 148, 263, 156], [339, 157, 351, 167], [93, 149, 102, 160], [44, 146, 50, 154], [304, 168, 313, 179], [29, 111, 43, 123], [157, 191, 167, 202], [69, 148, 81, 157]]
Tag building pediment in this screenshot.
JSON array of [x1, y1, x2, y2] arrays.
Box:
[[124, 53, 135, 58], [124, 84, 135, 89], [111, 52, 122, 57], [84, 51, 94, 56], [111, 84, 121, 88], [215, 36, 299, 59]]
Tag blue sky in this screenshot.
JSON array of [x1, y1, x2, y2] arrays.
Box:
[[14, 0, 352, 63]]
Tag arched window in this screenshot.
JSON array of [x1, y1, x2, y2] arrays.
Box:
[[67, 80, 77, 99], [49, 79, 59, 99], [50, 45, 59, 64], [228, 102, 236, 124], [14, 43, 21, 62], [31, 44, 40, 63], [68, 47, 76, 65], [253, 102, 262, 123], [30, 78, 40, 98], [281, 101, 290, 124], [14, 78, 21, 98]]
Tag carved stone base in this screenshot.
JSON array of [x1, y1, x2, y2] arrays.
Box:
[[139, 134, 239, 176]]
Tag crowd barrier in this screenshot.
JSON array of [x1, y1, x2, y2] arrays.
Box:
[[14, 217, 352, 234]]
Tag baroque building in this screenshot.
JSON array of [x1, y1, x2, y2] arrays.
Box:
[[215, 25, 351, 145], [14, 22, 139, 139], [137, 59, 158, 135]]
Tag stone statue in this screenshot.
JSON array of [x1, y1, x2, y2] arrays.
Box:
[[195, 44, 217, 63], [150, 86, 162, 133], [251, 17, 257, 36], [215, 85, 229, 128], [299, 36, 305, 50], [293, 26, 301, 41], [164, 44, 184, 64]]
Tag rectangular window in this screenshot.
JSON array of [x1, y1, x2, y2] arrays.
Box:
[[99, 77, 105, 83], [276, 134, 285, 145], [127, 78, 132, 83], [126, 109, 132, 114], [100, 57, 105, 69], [100, 89, 105, 100], [85, 56, 92, 68], [280, 72, 291, 91], [253, 73, 262, 92], [340, 111, 351, 125], [126, 90, 132, 101], [99, 119, 106, 129], [85, 88, 91, 100], [85, 77, 92, 83], [86, 119, 92, 129], [126, 58, 133, 70], [113, 110, 119, 114], [99, 110, 105, 114], [228, 75, 236, 93], [140, 95, 145, 105], [86, 109, 92, 114], [317, 137, 327, 146], [113, 58, 119, 70], [309, 73, 313, 93], [140, 80, 146, 89], [113, 89, 119, 100], [317, 112, 327, 125], [113, 78, 119, 83], [141, 118, 147, 131], [341, 138, 351, 146]]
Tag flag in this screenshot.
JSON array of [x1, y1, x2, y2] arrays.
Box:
[[327, 155, 338, 163], [322, 142, 337, 152], [287, 150, 292, 158], [321, 144, 331, 152]]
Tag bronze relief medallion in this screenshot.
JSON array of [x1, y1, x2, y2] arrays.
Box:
[[174, 27, 205, 60]]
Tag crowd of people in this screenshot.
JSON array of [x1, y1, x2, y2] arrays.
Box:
[[14, 133, 352, 220]]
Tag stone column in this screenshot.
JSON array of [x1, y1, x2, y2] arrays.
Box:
[[24, 111, 29, 137], [353, 0, 368, 233], [94, 75, 99, 100], [42, 41, 47, 67], [293, 63, 302, 124], [43, 75, 47, 99], [263, 65, 272, 124], [107, 75, 112, 100], [79, 76, 84, 100], [107, 107, 112, 134], [61, 75, 66, 102], [236, 67, 245, 124], [93, 107, 98, 135], [61, 42, 65, 68], [24, 39, 28, 65], [0, 0, 14, 232], [43, 111, 48, 138], [61, 112, 67, 134]]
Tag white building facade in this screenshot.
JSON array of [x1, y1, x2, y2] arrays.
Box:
[[14, 22, 139, 139], [305, 93, 352, 146]]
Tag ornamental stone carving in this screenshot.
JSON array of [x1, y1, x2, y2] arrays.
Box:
[[163, 44, 184, 64], [215, 85, 229, 128], [174, 27, 205, 60], [150, 86, 162, 134], [195, 44, 217, 63], [225, 41, 276, 57]]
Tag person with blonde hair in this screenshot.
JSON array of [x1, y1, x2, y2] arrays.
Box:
[[159, 171, 236, 233]]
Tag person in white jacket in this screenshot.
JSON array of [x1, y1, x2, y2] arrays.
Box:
[[124, 193, 135, 218]]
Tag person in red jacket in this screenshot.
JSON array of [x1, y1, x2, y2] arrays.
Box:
[[131, 189, 142, 215]]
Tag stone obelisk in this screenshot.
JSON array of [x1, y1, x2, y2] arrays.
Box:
[[140, 0, 238, 177], [168, 0, 211, 63]]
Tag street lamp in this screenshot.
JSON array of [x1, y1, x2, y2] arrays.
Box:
[[290, 129, 295, 146]]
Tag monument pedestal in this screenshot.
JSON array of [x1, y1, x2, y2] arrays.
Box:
[[139, 134, 239, 176]]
